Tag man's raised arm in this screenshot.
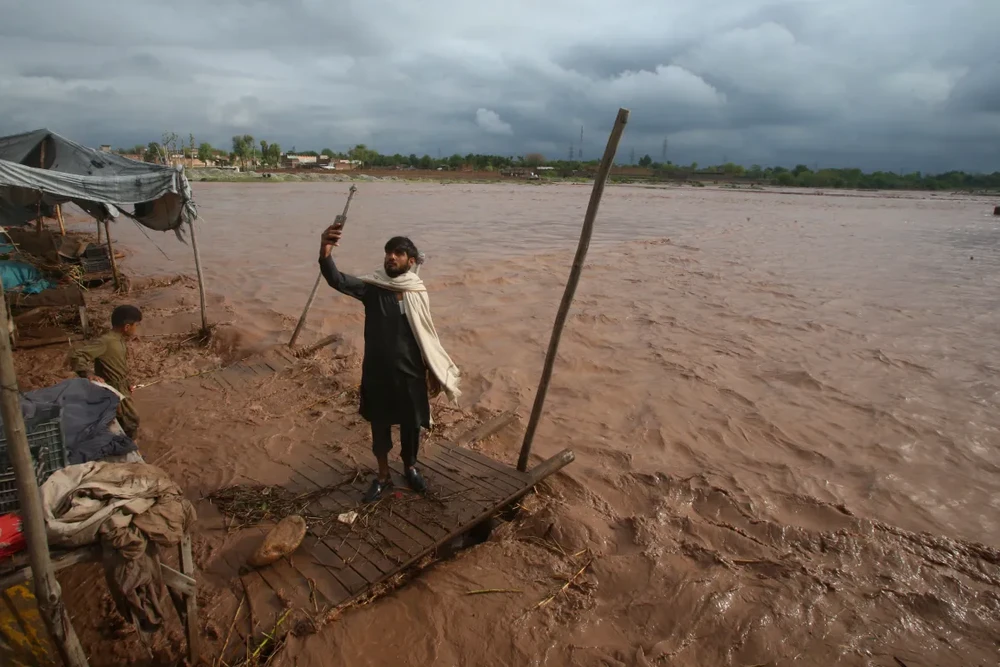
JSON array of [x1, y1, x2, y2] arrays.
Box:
[[319, 223, 367, 300]]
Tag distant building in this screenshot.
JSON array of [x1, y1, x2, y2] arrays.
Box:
[[281, 154, 319, 168], [99, 144, 111, 153]]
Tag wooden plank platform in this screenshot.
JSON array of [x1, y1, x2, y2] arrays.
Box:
[[218, 439, 568, 628], [209, 344, 299, 393]]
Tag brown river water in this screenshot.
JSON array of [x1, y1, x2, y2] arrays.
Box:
[[109, 182, 1000, 665]]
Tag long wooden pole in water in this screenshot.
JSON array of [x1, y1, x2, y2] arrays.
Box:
[[188, 218, 209, 335], [288, 185, 358, 348], [517, 108, 629, 472], [0, 278, 90, 667]]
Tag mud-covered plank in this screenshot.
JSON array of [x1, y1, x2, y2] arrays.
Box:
[[440, 443, 532, 489], [430, 449, 521, 497]]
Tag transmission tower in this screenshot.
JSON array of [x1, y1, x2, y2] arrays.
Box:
[[579, 125, 584, 161], [630, 147, 636, 165], [662, 138, 668, 161], [569, 145, 574, 160]]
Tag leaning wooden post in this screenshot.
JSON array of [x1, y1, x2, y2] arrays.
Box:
[[103, 220, 121, 290], [288, 184, 357, 347], [0, 277, 90, 667], [187, 219, 209, 336], [517, 108, 629, 472], [289, 274, 324, 349]]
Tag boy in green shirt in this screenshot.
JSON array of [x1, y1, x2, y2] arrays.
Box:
[[68, 305, 142, 439]]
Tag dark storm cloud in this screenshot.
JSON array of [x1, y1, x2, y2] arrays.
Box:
[[0, 0, 997, 172]]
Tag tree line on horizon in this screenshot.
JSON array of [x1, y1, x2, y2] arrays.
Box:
[[114, 137, 1000, 192]]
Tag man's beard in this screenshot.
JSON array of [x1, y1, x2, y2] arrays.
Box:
[[385, 263, 408, 278]]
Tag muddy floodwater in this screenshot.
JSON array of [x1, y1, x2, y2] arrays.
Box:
[[110, 182, 1000, 665]]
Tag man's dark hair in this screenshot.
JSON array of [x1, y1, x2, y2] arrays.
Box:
[[385, 236, 419, 260], [111, 305, 143, 328]]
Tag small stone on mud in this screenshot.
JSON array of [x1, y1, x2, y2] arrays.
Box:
[[248, 515, 308, 567]]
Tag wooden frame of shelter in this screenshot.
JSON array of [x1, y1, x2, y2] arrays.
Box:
[[0, 130, 210, 666], [0, 129, 210, 335]]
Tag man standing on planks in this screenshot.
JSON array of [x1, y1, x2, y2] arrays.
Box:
[[319, 223, 461, 502]]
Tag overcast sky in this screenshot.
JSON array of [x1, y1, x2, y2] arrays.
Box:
[[1, 0, 997, 172]]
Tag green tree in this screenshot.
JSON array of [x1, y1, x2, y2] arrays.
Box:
[[231, 136, 246, 167], [231, 135, 255, 169], [348, 144, 372, 168], [321, 148, 335, 158], [197, 142, 213, 163], [266, 142, 281, 166], [638, 154, 653, 167], [144, 142, 162, 163], [524, 153, 545, 167]]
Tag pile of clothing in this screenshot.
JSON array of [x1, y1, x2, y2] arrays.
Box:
[[41, 461, 196, 630], [20, 378, 138, 464], [0, 380, 140, 562]]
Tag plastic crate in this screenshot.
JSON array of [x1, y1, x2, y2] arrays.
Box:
[[80, 255, 111, 273], [83, 245, 109, 259], [0, 405, 67, 514]]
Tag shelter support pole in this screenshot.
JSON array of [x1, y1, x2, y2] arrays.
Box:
[[188, 219, 209, 335], [56, 204, 66, 236], [516, 108, 629, 472], [36, 142, 45, 236], [0, 277, 90, 667], [103, 220, 121, 290]]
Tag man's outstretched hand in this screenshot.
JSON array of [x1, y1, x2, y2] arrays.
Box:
[[320, 217, 345, 257]]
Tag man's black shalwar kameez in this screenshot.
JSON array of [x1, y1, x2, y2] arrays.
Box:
[[319, 254, 430, 466]]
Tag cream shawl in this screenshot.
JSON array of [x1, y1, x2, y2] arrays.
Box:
[[357, 267, 461, 403]]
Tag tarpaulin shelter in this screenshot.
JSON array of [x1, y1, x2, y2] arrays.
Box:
[[0, 129, 209, 332], [0, 129, 196, 232]]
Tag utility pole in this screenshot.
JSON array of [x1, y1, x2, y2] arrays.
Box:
[[662, 138, 667, 162]]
